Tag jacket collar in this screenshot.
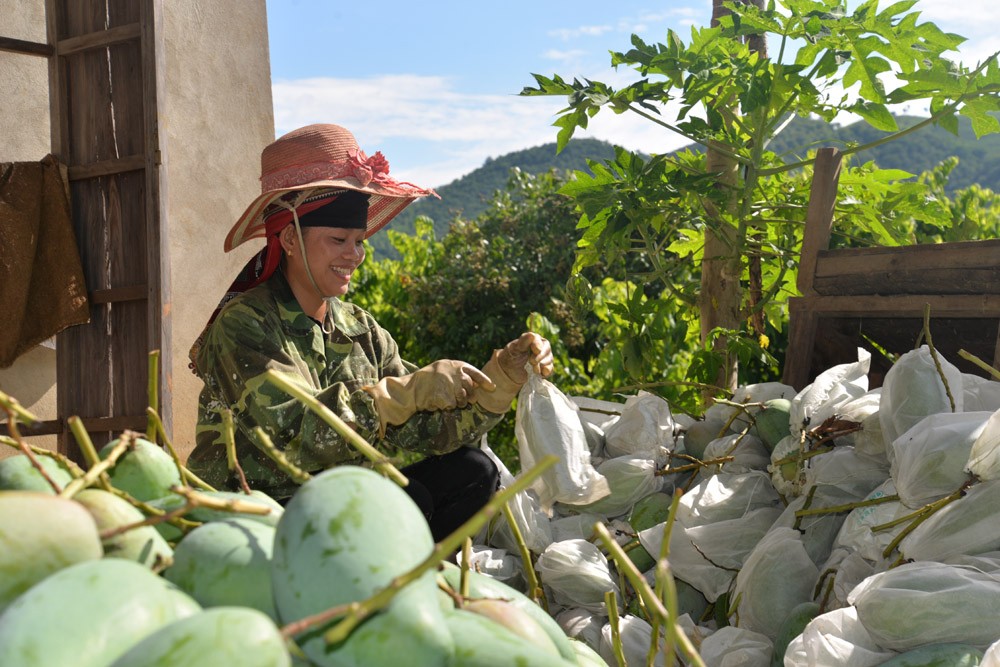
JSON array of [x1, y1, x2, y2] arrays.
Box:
[[272, 270, 368, 338]]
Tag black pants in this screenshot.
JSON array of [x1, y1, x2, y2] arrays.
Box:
[[401, 447, 500, 543]]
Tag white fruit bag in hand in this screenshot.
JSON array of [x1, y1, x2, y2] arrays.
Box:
[[515, 372, 610, 510]]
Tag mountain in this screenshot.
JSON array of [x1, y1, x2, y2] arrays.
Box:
[[766, 114, 1000, 191], [369, 138, 618, 258], [371, 115, 1000, 258]]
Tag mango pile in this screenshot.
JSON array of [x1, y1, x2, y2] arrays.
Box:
[[0, 432, 599, 667], [8, 340, 1000, 666]]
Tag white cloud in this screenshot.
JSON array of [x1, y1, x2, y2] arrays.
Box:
[[548, 25, 613, 40], [543, 49, 589, 63], [272, 74, 693, 188], [270, 1, 1000, 188]]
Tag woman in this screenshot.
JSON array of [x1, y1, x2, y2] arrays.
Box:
[[187, 124, 552, 540]]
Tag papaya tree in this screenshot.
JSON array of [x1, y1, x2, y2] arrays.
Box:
[[522, 0, 1000, 396]]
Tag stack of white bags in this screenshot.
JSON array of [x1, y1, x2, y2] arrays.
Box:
[[468, 345, 1000, 666]]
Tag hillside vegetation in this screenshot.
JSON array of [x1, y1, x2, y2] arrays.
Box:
[[371, 113, 1000, 260]]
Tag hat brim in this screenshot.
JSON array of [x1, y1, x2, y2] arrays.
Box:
[[225, 178, 436, 252]]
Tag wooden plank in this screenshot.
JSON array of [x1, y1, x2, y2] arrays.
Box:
[[796, 148, 841, 296], [811, 239, 1000, 296], [89, 285, 147, 305], [2, 415, 146, 438], [786, 307, 1000, 390], [78, 415, 148, 432], [53, 0, 165, 462], [58, 31, 119, 462], [57, 23, 139, 56], [789, 294, 1000, 318], [108, 40, 145, 156], [45, 0, 68, 160], [813, 265, 1000, 296], [784, 293, 1000, 389], [63, 0, 137, 38], [53, 0, 119, 462], [59, 181, 115, 462], [67, 154, 145, 180], [0, 35, 53, 57], [782, 300, 820, 390], [109, 0, 142, 29], [107, 30, 151, 421], [0, 419, 63, 438], [141, 0, 171, 432], [104, 173, 150, 420]]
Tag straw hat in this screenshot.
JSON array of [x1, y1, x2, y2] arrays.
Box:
[[224, 124, 437, 251]]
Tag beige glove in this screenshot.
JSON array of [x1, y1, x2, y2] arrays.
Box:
[[476, 332, 554, 414], [363, 360, 496, 437]]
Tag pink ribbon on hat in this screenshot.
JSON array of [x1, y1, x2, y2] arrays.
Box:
[[347, 148, 391, 187], [260, 150, 397, 192]]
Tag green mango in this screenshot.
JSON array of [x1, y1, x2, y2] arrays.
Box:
[[628, 492, 673, 532], [302, 570, 453, 667], [99, 436, 182, 501], [624, 540, 656, 573], [439, 563, 579, 664], [272, 466, 451, 667], [877, 643, 983, 667], [0, 454, 74, 493], [148, 488, 283, 541], [446, 607, 578, 667], [165, 517, 276, 618], [107, 606, 291, 667], [626, 492, 674, 572], [753, 398, 793, 452], [0, 491, 102, 612], [770, 601, 821, 667], [0, 558, 201, 667], [465, 598, 561, 657], [683, 418, 727, 460], [675, 578, 710, 622], [569, 638, 609, 667], [74, 488, 173, 568]]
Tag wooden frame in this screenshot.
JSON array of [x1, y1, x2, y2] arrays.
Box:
[[0, 0, 169, 460], [783, 148, 1000, 389]]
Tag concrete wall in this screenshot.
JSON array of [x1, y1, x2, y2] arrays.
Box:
[[161, 0, 274, 459], [0, 0, 274, 460], [0, 0, 57, 455]]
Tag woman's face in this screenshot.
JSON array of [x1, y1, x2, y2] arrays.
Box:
[[285, 226, 366, 298]]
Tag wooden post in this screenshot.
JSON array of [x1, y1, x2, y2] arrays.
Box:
[[49, 0, 167, 460], [140, 0, 171, 434], [797, 147, 841, 296]]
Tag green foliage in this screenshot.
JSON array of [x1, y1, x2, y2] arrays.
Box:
[[767, 114, 1000, 193], [350, 158, 999, 469], [351, 171, 607, 465], [521, 0, 1000, 392], [355, 169, 593, 368], [350, 0, 1000, 465], [369, 139, 623, 261]]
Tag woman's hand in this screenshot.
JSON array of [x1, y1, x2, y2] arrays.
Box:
[[497, 332, 554, 383]]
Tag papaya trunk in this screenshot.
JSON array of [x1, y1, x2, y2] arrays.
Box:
[[698, 0, 768, 395], [700, 142, 742, 394]]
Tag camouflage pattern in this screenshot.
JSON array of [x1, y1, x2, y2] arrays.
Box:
[[188, 271, 502, 500]]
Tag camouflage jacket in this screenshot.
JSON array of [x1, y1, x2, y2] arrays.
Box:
[[187, 270, 502, 499]]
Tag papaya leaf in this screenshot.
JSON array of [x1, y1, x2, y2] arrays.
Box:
[[960, 97, 1000, 138], [848, 100, 898, 131]]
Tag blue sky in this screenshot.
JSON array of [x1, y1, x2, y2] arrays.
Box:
[[265, 0, 1000, 188]]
